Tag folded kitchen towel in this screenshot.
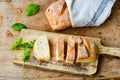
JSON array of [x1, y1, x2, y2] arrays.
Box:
[[65, 0, 116, 27]]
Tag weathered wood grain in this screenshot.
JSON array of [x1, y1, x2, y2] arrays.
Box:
[[0, 0, 120, 80]]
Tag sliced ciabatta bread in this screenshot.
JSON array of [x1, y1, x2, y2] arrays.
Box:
[[56, 36, 64, 61], [76, 40, 89, 62], [65, 36, 75, 64], [81, 37, 97, 62], [33, 35, 50, 62]]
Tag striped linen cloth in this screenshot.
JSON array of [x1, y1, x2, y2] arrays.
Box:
[[65, 0, 116, 27]]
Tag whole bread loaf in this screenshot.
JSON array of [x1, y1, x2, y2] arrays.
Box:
[[45, 0, 72, 30]]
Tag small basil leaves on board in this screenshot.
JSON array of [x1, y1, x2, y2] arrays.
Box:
[[22, 50, 31, 62], [10, 37, 23, 50], [11, 23, 27, 31], [25, 4, 39, 16], [10, 37, 36, 62]]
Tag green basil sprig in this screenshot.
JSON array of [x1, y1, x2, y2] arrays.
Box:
[[11, 23, 27, 31], [10, 37, 23, 50], [25, 4, 39, 16], [10, 37, 35, 50], [22, 50, 31, 62], [10, 37, 36, 62]]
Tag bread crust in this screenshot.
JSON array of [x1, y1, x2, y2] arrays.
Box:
[[80, 37, 97, 62], [56, 36, 64, 61], [66, 36, 75, 64], [45, 0, 72, 30]]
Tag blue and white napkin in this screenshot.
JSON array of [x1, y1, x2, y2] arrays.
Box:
[[65, 0, 116, 27]]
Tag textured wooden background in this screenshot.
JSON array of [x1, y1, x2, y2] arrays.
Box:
[[0, 0, 120, 80]]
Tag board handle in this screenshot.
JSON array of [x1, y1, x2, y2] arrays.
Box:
[[98, 45, 120, 57]]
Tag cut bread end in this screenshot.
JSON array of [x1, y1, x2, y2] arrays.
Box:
[[33, 35, 50, 62], [79, 37, 97, 62]]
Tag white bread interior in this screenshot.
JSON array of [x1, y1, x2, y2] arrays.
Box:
[[33, 35, 50, 62]]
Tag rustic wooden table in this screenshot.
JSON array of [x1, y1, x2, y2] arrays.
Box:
[[0, 0, 120, 80]]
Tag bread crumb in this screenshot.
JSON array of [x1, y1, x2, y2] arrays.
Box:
[[6, 30, 13, 37]]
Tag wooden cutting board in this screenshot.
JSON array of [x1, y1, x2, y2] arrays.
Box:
[[0, 0, 120, 79]]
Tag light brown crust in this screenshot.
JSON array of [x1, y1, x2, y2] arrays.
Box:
[[66, 36, 75, 64], [80, 37, 97, 62], [56, 36, 64, 61], [45, 0, 72, 30]]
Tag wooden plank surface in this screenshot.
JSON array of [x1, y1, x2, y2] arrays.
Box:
[[0, 0, 120, 80]]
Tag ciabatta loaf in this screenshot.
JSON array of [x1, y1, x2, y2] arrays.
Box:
[[45, 0, 72, 30], [33, 35, 50, 62]]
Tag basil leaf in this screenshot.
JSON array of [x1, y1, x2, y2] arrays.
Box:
[[11, 23, 27, 31], [30, 40, 36, 46], [10, 37, 23, 50], [22, 50, 31, 62], [21, 40, 36, 48], [25, 4, 39, 16], [10, 37, 36, 51], [22, 42, 33, 48], [10, 44, 17, 50], [16, 37, 22, 46]]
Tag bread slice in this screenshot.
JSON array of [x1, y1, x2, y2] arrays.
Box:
[[33, 35, 50, 62], [80, 37, 97, 62], [56, 36, 64, 61], [45, 0, 72, 30], [65, 36, 75, 64], [76, 42, 89, 62]]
